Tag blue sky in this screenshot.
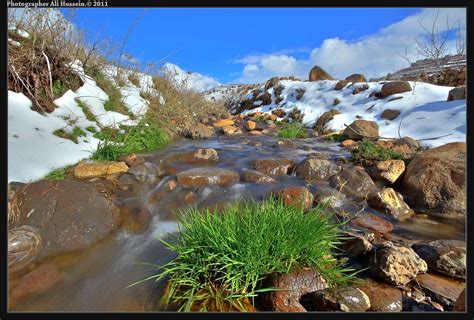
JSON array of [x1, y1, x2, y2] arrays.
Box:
[[69, 8, 465, 84]]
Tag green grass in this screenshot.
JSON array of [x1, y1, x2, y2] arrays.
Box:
[[326, 133, 350, 143], [252, 115, 264, 123], [86, 126, 97, 133], [93, 70, 129, 116], [43, 165, 74, 180], [351, 139, 403, 163], [53, 127, 86, 144], [75, 98, 97, 122], [277, 122, 309, 139], [130, 198, 355, 312], [91, 120, 170, 161]]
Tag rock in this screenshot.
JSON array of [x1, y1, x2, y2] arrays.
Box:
[[175, 148, 219, 163], [10, 180, 119, 260], [259, 268, 328, 312], [401, 142, 466, 215], [453, 288, 466, 311], [241, 169, 276, 184], [375, 140, 417, 160], [269, 114, 278, 121], [355, 278, 403, 312], [272, 109, 287, 118], [295, 88, 305, 100], [119, 153, 145, 167], [245, 120, 256, 131], [346, 73, 366, 83], [275, 186, 314, 211], [309, 287, 370, 312], [73, 161, 128, 178], [264, 76, 280, 90], [309, 66, 335, 81], [447, 86, 466, 101], [313, 109, 341, 133], [248, 130, 263, 136], [128, 162, 162, 183], [260, 92, 272, 105], [333, 98, 341, 106], [176, 167, 239, 187], [371, 241, 428, 286], [221, 125, 240, 135], [295, 157, 341, 181], [339, 232, 373, 256], [398, 136, 420, 150], [252, 159, 294, 176], [335, 80, 348, 90], [380, 109, 401, 120], [342, 120, 379, 140], [10, 262, 63, 302], [412, 240, 466, 279], [367, 188, 414, 221], [381, 81, 412, 97], [8, 225, 42, 272], [352, 84, 369, 94], [275, 139, 294, 148], [119, 203, 152, 234], [372, 160, 405, 184], [213, 119, 234, 127], [416, 273, 465, 308], [185, 123, 214, 139], [340, 139, 356, 148], [350, 213, 393, 236], [328, 166, 376, 200], [312, 181, 346, 207]]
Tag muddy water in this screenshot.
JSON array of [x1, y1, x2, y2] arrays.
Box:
[[9, 134, 465, 311]]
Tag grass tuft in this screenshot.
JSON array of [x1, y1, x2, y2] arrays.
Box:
[[43, 165, 74, 180], [351, 139, 403, 164], [92, 70, 129, 116], [131, 198, 356, 311], [75, 98, 97, 122], [277, 122, 309, 139], [53, 127, 86, 144]]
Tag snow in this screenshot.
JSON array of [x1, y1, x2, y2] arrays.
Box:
[[236, 79, 465, 148], [16, 29, 29, 38], [161, 62, 221, 92]]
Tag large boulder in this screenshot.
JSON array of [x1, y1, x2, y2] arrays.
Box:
[[342, 120, 379, 140], [401, 142, 466, 215], [371, 241, 428, 286], [380, 81, 412, 97], [447, 86, 466, 101], [367, 188, 415, 221], [328, 166, 376, 200], [9, 180, 120, 261], [309, 66, 335, 81], [334, 80, 348, 90], [295, 157, 341, 181], [313, 109, 341, 133], [412, 240, 466, 279], [345, 73, 366, 83]]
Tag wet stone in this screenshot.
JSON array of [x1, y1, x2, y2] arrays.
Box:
[[367, 188, 414, 221], [295, 157, 342, 181], [176, 167, 239, 187], [252, 159, 295, 176], [355, 278, 403, 312], [329, 166, 376, 200], [241, 169, 276, 184], [8, 225, 42, 273], [350, 213, 393, 236], [274, 186, 314, 211], [339, 231, 373, 256], [415, 272, 465, 309], [308, 286, 371, 312]]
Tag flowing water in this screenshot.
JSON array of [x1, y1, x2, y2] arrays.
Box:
[[9, 134, 465, 311]]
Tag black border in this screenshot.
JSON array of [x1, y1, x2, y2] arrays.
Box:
[[2, 1, 472, 320]]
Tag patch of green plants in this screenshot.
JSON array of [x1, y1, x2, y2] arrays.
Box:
[[252, 115, 264, 123], [75, 98, 97, 122], [351, 139, 403, 163], [91, 120, 170, 161], [53, 127, 86, 144], [43, 165, 74, 180], [93, 70, 129, 115], [129, 198, 355, 311], [52, 79, 68, 98], [327, 133, 350, 143], [52, 74, 83, 98], [277, 122, 309, 139], [86, 126, 97, 133]]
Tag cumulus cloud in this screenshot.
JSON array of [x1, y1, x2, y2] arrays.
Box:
[[233, 8, 466, 83]]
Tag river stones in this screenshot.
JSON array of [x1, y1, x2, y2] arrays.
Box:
[[312, 181, 346, 207], [295, 157, 341, 181], [329, 166, 376, 200], [350, 213, 393, 236], [367, 188, 414, 221], [355, 278, 403, 312], [73, 161, 129, 179], [371, 241, 428, 286], [8, 225, 42, 272], [9, 180, 120, 261], [339, 232, 373, 256], [274, 186, 314, 211], [308, 287, 371, 312], [185, 123, 215, 139], [128, 162, 163, 184], [415, 273, 465, 308], [176, 167, 239, 187], [213, 118, 234, 127], [412, 240, 466, 279], [252, 158, 295, 176], [173, 148, 219, 164], [258, 268, 328, 312], [241, 169, 276, 184], [371, 160, 405, 184]]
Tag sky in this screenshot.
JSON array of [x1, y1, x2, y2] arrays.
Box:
[[68, 8, 466, 84]]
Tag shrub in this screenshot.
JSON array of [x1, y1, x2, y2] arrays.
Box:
[[277, 122, 308, 139], [131, 198, 355, 311], [351, 139, 403, 164]]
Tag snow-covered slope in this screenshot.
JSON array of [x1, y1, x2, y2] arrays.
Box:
[[161, 62, 221, 92], [231, 79, 466, 148]]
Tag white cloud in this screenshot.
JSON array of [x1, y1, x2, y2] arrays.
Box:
[[233, 8, 466, 83]]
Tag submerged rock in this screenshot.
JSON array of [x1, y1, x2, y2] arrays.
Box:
[[176, 167, 239, 187], [8, 225, 42, 272], [252, 158, 295, 176], [350, 213, 393, 236], [241, 169, 276, 184]]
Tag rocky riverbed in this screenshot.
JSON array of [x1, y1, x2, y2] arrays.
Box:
[[7, 114, 466, 312]]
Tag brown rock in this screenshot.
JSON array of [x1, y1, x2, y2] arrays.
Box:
[[312, 181, 346, 207], [313, 109, 341, 133], [175, 148, 219, 163], [345, 73, 366, 83], [73, 161, 129, 178], [453, 288, 466, 311], [367, 188, 415, 221], [381, 81, 412, 97], [241, 169, 276, 184], [350, 213, 393, 236], [259, 268, 327, 312], [373, 160, 405, 184], [416, 272, 465, 308], [352, 84, 369, 94], [335, 80, 348, 90], [295, 157, 341, 181], [248, 130, 263, 136], [328, 166, 376, 200], [339, 232, 373, 256], [272, 109, 287, 118], [309, 66, 335, 81], [309, 287, 371, 312], [185, 123, 214, 139], [252, 159, 295, 176], [245, 120, 256, 131], [447, 86, 466, 101], [342, 120, 379, 140], [275, 186, 314, 211], [221, 125, 240, 135], [333, 98, 341, 106], [213, 119, 234, 127], [380, 109, 401, 120], [355, 278, 403, 312], [401, 142, 466, 215], [119, 153, 145, 167], [176, 167, 239, 187], [340, 139, 356, 148]]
